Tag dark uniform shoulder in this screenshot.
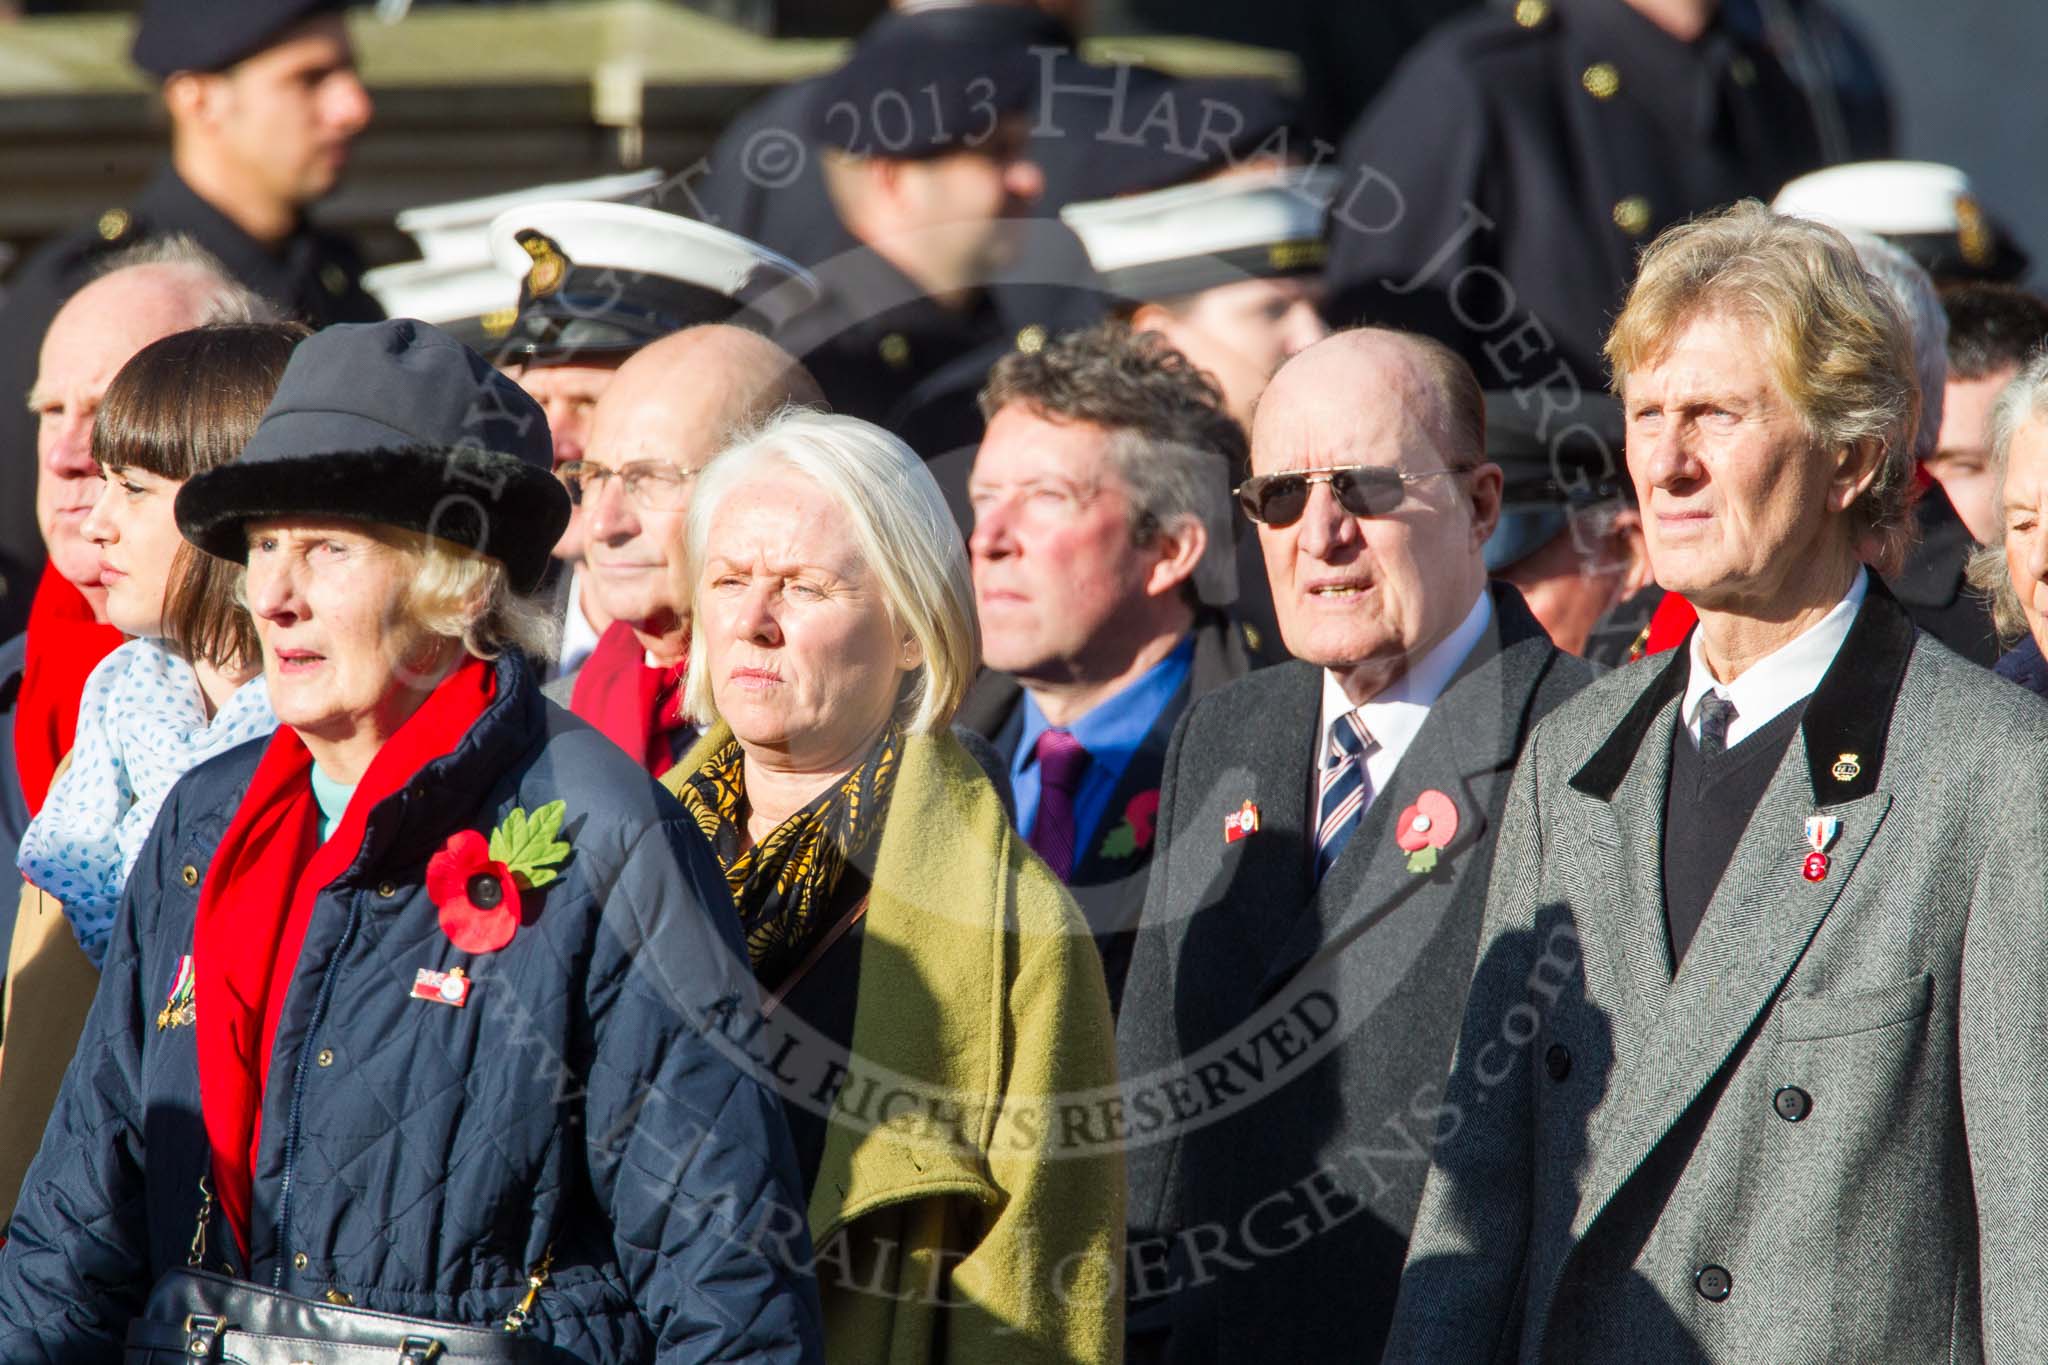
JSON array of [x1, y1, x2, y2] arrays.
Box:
[[1413, 0, 1570, 66], [3, 200, 149, 307]]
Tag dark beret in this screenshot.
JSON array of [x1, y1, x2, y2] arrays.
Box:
[[807, 8, 1047, 160], [133, 0, 348, 79]]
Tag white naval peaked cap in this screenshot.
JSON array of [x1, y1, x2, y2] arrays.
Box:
[[1773, 160, 2027, 281], [1060, 165, 1340, 301], [485, 200, 822, 357], [395, 169, 666, 265]]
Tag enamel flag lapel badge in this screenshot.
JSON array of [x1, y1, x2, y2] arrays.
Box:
[[1224, 799, 1261, 844], [411, 966, 472, 1008], [1802, 814, 1841, 882], [156, 955, 196, 1031]]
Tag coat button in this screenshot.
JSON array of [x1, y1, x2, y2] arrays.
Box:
[[325, 1288, 354, 1306], [292, 1252, 309, 1271], [377, 881, 399, 899], [180, 865, 200, 887], [1581, 62, 1621, 100], [1613, 196, 1652, 236], [1544, 1043, 1572, 1081], [1695, 1264, 1732, 1301], [317, 1049, 335, 1068], [1773, 1085, 1812, 1122]]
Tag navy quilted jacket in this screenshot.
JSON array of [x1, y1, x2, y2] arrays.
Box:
[[0, 651, 823, 1362]]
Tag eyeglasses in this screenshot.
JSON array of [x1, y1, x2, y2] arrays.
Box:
[[1234, 465, 1463, 527], [557, 460, 696, 512]]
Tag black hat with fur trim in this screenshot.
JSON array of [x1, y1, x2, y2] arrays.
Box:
[[177, 318, 570, 591]]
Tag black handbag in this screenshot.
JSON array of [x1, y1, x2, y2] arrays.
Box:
[[124, 1266, 581, 1364]]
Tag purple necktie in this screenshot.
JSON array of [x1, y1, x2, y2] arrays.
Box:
[[1028, 728, 1091, 881]]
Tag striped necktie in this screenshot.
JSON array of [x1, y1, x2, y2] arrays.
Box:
[[1315, 712, 1376, 881], [1697, 692, 1738, 758]]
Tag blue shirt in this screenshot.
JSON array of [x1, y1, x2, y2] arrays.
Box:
[[1011, 634, 1195, 860]]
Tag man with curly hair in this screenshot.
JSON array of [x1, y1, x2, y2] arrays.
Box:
[[957, 322, 1266, 1010]]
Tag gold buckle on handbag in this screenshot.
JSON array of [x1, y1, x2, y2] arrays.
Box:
[[183, 1312, 223, 1355]]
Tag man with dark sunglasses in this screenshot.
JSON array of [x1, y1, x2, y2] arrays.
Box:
[[1116, 327, 1590, 1364]]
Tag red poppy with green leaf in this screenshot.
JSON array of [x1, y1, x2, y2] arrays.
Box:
[[1394, 790, 1459, 875], [1098, 789, 1162, 860], [426, 800, 573, 953]]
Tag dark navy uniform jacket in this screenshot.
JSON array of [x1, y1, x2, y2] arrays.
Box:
[[0, 166, 383, 637], [1323, 0, 1836, 394]]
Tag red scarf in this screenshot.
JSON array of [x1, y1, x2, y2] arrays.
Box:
[[194, 657, 496, 1259], [569, 620, 689, 778], [13, 564, 124, 815]]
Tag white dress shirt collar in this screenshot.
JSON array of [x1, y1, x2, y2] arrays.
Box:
[[1317, 588, 1494, 795], [1681, 568, 1867, 749]]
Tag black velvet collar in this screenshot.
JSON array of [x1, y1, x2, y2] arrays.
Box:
[[1570, 579, 1917, 804]]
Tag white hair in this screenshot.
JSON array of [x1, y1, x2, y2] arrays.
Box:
[[682, 408, 978, 735], [1845, 229, 1947, 462], [1966, 350, 2048, 642]]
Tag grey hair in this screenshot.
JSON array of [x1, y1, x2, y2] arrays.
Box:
[[1844, 229, 1947, 463], [91, 234, 278, 325], [682, 408, 978, 736], [1965, 350, 2048, 643], [1105, 429, 1238, 605]]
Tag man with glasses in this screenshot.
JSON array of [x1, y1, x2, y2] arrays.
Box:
[[544, 325, 823, 778], [484, 200, 819, 676], [1115, 327, 1590, 1364], [957, 322, 1265, 1012]]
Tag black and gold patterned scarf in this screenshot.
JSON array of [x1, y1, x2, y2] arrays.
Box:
[[678, 723, 902, 987]]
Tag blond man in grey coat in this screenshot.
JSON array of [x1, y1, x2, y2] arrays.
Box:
[[1385, 201, 2048, 1363]]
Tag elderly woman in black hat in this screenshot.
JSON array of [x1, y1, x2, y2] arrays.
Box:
[[0, 321, 822, 1363]]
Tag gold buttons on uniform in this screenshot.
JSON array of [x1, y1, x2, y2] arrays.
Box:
[[325, 1288, 354, 1305], [180, 865, 200, 888], [878, 333, 912, 369], [1513, 0, 1549, 27], [293, 1252, 309, 1271], [317, 1049, 335, 1068], [1581, 62, 1621, 100], [1016, 324, 1047, 354], [1613, 196, 1652, 236], [377, 881, 398, 898], [1729, 55, 1756, 87], [97, 208, 130, 241]]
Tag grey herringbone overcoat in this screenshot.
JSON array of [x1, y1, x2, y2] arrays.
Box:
[[1386, 585, 2048, 1362]]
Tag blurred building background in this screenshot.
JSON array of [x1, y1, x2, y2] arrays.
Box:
[[0, 0, 2038, 283]]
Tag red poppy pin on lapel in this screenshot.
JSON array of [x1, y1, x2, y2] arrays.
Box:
[[1224, 799, 1261, 843], [425, 800, 572, 956], [1100, 790, 1162, 859], [1396, 790, 1459, 874]]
